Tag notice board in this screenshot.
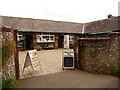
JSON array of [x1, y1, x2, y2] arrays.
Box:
[[64, 57, 73, 67], [62, 51, 74, 70], [22, 50, 41, 74]]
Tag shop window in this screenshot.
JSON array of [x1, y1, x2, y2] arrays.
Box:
[[18, 42, 24, 48], [37, 34, 55, 43], [17, 35, 24, 41], [69, 35, 74, 41]]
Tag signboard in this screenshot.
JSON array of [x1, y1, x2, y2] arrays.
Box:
[[64, 57, 73, 67], [22, 50, 41, 74], [62, 51, 74, 70], [64, 35, 69, 49], [18, 42, 24, 48]]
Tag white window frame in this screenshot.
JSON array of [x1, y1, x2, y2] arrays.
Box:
[[36, 34, 55, 43], [17, 34, 24, 41]]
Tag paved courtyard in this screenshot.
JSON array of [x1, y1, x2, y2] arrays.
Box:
[[19, 49, 73, 79], [17, 49, 118, 88], [15, 69, 118, 88]]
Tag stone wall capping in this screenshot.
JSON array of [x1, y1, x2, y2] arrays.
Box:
[[110, 32, 120, 35], [77, 38, 110, 40]]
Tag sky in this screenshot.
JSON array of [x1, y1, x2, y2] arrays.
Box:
[[0, 0, 119, 23]]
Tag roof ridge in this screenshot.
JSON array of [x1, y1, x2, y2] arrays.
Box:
[[85, 16, 118, 25]]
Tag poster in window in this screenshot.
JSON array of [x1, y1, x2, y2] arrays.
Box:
[[64, 35, 69, 48], [37, 35, 41, 42]]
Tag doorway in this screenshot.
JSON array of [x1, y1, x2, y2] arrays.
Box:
[[58, 34, 64, 48], [24, 33, 33, 50]]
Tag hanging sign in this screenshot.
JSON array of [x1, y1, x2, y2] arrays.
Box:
[[64, 35, 69, 49]]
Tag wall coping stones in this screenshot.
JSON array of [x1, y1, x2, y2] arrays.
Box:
[[77, 38, 110, 40]]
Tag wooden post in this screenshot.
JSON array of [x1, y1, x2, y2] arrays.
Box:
[[54, 34, 58, 49], [74, 35, 80, 69], [14, 30, 20, 80]]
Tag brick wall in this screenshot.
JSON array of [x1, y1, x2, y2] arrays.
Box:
[[75, 32, 120, 73]]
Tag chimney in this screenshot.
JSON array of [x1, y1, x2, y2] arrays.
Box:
[[108, 14, 113, 18]]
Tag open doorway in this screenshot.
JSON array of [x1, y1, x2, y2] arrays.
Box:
[[58, 34, 64, 48], [24, 33, 33, 50]]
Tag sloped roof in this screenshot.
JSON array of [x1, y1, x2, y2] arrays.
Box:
[[1, 16, 83, 34], [84, 16, 120, 33], [1, 16, 119, 34]]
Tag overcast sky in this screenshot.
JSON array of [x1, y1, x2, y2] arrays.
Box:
[[0, 0, 119, 23]]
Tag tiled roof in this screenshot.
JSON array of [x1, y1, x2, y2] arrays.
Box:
[[1, 16, 83, 34], [1, 16, 119, 34], [84, 16, 120, 33]]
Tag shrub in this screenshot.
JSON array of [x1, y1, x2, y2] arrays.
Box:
[[43, 44, 47, 47], [105, 66, 120, 77], [2, 41, 15, 66], [2, 78, 16, 88], [48, 43, 54, 47], [36, 45, 42, 51]]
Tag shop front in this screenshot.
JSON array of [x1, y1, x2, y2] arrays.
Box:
[[17, 32, 75, 51]]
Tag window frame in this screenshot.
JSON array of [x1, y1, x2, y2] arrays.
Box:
[[36, 34, 55, 43]]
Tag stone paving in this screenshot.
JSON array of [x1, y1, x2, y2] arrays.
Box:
[[19, 49, 73, 79], [17, 49, 119, 88]]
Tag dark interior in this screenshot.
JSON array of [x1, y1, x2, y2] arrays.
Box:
[[24, 33, 33, 50], [58, 34, 64, 48]]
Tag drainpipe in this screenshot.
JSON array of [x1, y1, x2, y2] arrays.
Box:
[[82, 24, 85, 34]]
